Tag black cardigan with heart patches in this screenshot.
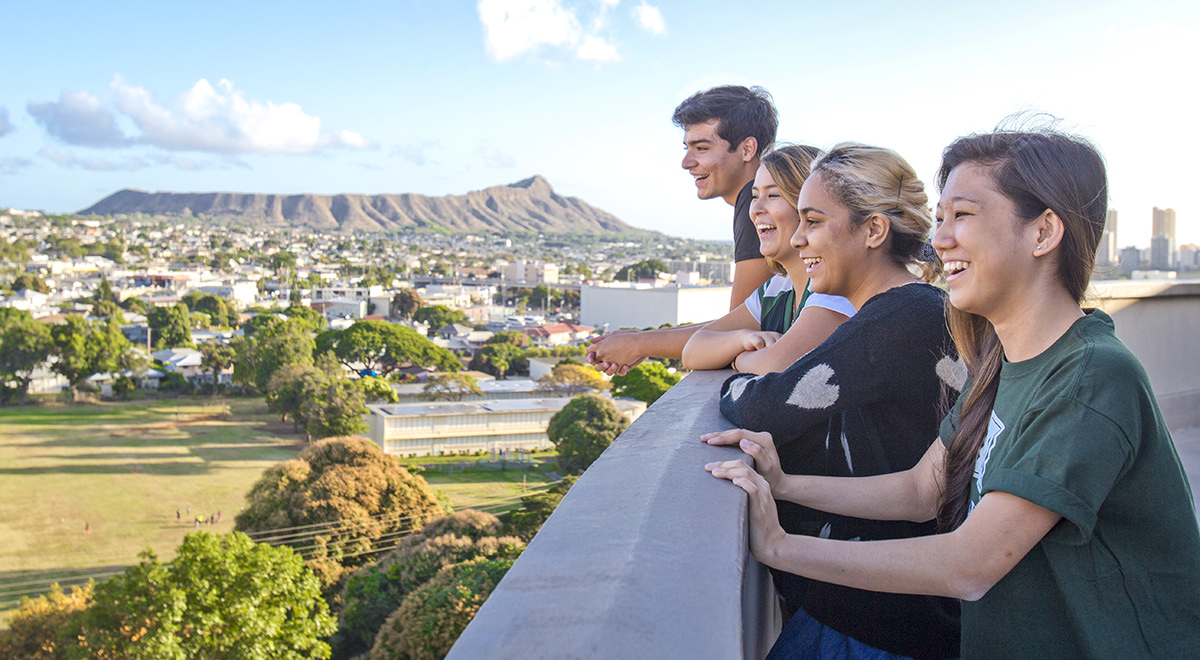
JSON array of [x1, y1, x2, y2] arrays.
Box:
[[719, 282, 964, 660]]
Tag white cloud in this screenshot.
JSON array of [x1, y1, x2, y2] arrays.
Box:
[[479, 146, 516, 168], [0, 107, 12, 138], [478, 0, 582, 62], [477, 0, 624, 64], [27, 91, 128, 147], [391, 139, 442, 166], [0, 157, 33, 174], [26, 77, 375, 158], [576, 35, 621, 62], [37, 146, 146, 171], [632, 2, 665, 35], [110, 76, 375, 154]]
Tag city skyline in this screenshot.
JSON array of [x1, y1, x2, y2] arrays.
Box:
[[1, 0, 1197, 247]]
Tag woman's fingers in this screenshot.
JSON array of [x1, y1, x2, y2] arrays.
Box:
[[701, 428, 772, 447]]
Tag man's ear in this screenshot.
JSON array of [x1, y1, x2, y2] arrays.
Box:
[[739, 137, 758, 164], [864, 213, 892, 249], [1032, 209, 1066, 257]]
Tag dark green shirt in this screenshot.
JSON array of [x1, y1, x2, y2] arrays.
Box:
[[940, 310, 1200, 659]]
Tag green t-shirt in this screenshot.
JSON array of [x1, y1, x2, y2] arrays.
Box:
[[940, 310, 1200, 659]]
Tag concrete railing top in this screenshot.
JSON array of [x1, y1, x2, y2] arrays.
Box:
[[446, 369, 777, 660]]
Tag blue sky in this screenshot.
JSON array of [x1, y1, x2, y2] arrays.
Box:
[[1, 0, 1197, 247]]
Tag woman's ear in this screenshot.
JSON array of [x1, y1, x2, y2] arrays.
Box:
[[863, 213, 892, 250], [1032, 209, 1066, 257]]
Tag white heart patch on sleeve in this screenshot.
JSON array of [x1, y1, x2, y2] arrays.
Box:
[[726, 375, 757, 402], [785, 363, 839, 409], [936, 355, 967, 392]]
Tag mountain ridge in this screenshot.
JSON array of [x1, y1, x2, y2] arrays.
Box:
[[78, 175, 646, 234]]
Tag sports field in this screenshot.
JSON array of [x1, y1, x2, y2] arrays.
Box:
[[0, 397, 559, 623]]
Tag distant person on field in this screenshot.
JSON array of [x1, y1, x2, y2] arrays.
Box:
[[588, 85, 778, 375]]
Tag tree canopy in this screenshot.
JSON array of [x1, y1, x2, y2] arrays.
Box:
[[315, 320, 460, 377], [421, 372, 482, 401], [334, 510, 523, 659], [611, 361, 682, 404], [536, 363, 610, 396], [614, 259, 668, 283], [546, 394, 629, 474], [65, 531, 335, 660], [412, 305, 469, 333], [0, 308, 53, 404], [147, 303, 194, 349], [390, 289, 424, 320], [234, 437, 445, 593], [369, 557, 515, 660], [49, 315, 135, 399], [233, 317, 317, 392]]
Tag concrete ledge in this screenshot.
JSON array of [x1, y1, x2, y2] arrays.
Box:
[[446, 370, 778, 660]]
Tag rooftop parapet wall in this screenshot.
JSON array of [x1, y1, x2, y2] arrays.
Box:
[[1088, 279, 1200, 430], [445, 369, 779, 660]]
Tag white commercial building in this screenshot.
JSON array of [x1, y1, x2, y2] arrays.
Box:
[[580, 283, 732, 330]]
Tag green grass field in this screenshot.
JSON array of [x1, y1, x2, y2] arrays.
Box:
[[0, 397, 561, 624]]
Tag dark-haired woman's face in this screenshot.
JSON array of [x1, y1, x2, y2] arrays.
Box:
[[934, 163, 1039, 321]]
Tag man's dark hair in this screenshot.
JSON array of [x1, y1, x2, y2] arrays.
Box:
[[672, 85, 778, 158]]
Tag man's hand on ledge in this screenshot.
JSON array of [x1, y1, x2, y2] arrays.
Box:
[[587, 330, 645, 376]]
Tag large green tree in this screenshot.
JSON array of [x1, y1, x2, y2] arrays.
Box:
[[315, 320, 460, 378], [233, 317, 317, 392], [234, 437, 445, 594], [70, 531, 335, 660], [421, 372, 482, 401], [300, 377, 369, 440], [468, 342, 527, 379], [11, 273, 50, 294], [390, 289, 424, 320], [536, 363, 610, 397], [0, 582, 92, 660], [147, 303, 194, 349], [182, 291, 239, 328], [0, 308, 53, 404], [334, 511, 524, 659], [412, 305, 469, 333], [369, 557, 515, 660], [611, 361, 682, 404], [614, 259, 668, 282], [546, 394, 629, 474], [49, 316, 133, 400], [197, 340, 236, 391]]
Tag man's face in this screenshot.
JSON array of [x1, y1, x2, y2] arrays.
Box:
[[681, 119, 749, 203]]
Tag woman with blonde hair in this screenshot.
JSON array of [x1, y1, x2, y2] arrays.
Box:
[[681, 144, 855, 374], [707, 128, 1200, 658], [705, 143, 962, 659]]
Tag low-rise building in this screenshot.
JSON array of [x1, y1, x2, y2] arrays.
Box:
[[366, 396, 645, 457]]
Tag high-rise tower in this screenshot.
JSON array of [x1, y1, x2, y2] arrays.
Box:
[[1098, 209, 1118, 266], [1151, 207, 1177, 269]]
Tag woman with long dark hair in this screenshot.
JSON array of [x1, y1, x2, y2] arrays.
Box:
[[706, 127, 1200, 658]]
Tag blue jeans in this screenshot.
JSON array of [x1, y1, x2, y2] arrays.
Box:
[[765, 608, 954, 660]]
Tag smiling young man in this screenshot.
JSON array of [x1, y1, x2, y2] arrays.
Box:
[[586, 85, 779, 375], [674, 85, 778, 309]]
